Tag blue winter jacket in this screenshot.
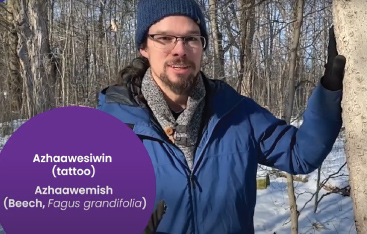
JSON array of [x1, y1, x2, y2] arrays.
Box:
[[97, 75, 342, 234]]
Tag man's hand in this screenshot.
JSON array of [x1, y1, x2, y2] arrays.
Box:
[[142, 200, 167, 234], [321, 26, 347, 91]]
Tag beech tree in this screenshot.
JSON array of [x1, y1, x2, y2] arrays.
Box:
[[333, 1, 367, 233]]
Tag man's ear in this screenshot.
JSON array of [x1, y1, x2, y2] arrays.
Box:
[[140, 48, 148, 58]]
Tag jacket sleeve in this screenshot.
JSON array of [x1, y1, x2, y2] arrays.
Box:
[[254, 83, 343, 175]]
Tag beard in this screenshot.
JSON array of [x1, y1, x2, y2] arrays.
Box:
[[159, 58, 200, 95]]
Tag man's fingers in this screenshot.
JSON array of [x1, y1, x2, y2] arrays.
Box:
[[142, 201, 166, 234], [329, 26, 335, 42], [328, 26, 338, 63], [332, 55, 346, 80], [156, 201, 167, 220]]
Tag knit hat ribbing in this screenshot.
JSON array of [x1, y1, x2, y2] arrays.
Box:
[[135, 0, 208, 50]]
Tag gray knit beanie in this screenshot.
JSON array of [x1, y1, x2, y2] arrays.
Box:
[[135, 0, 208, 50]]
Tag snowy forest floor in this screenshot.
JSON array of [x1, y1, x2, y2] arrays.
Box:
[[254, 121, 355, 234]]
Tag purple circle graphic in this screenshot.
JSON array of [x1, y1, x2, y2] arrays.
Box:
[[0, 106, 155, 234]]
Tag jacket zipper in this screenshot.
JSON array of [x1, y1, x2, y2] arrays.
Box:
[[189, 171, 197, 234], [188, 98, 245, 234], [190, 173, 196, 189]]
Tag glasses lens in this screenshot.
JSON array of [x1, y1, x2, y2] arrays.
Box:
[[185, 36, 204, 48], [151, 35, 175, 49]]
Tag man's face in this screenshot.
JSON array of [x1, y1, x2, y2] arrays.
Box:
[[140, 16, 204, 95]]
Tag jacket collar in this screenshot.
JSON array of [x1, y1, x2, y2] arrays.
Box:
[[98, 72, 245, 140]]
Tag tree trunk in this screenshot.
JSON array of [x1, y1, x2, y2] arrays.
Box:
[[7, 0, 23, 113], [208, 0, 225, 81], [283, 0, 305, 233], [237, 0, 256, 97], [333, 1, 367, 233], [8, 0, 55, 117], [314, 166, 321, 213]]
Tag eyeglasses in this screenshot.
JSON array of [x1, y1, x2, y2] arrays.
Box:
[[148, 34, 206, 50]]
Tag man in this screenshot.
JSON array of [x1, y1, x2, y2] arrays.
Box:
[[97, 0, 346, 233]]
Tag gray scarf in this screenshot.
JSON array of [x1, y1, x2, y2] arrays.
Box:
[[141, 68, 206, 170]]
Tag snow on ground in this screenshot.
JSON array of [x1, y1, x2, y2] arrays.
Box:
[[0, 119, 27, 234], [0, 119, 26, 152], [0, 119, 356, 233], [253, 120, 355, 233], [255, 135, 356, 234]]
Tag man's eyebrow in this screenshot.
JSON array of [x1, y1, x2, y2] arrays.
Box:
[[149, 30, 201, 35], [185, 30, 201, 34]]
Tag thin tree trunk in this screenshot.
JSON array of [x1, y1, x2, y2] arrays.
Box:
[[237, 0, 256, 97], [7, 0, 22, 113], [314, 166, 321, 213], [209, 0, 225, 80], [283, 0, 305, 233]]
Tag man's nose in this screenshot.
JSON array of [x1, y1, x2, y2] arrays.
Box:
[[170, 39, 187, 57]]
